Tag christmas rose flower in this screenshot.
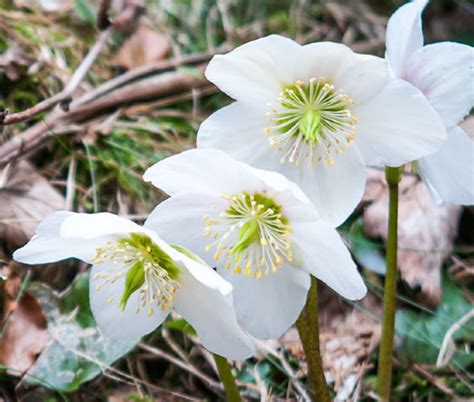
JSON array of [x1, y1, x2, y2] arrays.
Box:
[[14, 212, 255, 360], [386, 0, 474, 204], [196, 34, 447, 225], [143, 149, 367, 339]]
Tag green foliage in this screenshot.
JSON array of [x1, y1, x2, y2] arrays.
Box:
[[74, 0, 96, 25], [396, 275, 474, 368], [348, 218, 386, 274], [26, 273, 136, 392], [165, 317, 197, 336]]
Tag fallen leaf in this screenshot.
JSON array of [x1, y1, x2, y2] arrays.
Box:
[[0, 161, 65, 248], [0, 44, 32, 81], [111, 23, 170, 69], [0, 269, 48, 374], [363, 169, 462, 307], [26, 272, 136, 392]]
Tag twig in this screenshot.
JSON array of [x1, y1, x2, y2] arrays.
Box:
[[436, 309, 474, 367], [0, 29, 111, 125], [0, 69, 209, 167], [138, 342, 223, 391], [0, 0, 146, 126], [255, 339, 311, 402], [47, 332, 200, 401], [74, 51, 219, 107], [97, 0, 112, 30], [410, 362, 456, 397]]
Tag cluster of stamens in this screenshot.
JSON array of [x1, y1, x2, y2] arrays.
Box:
[[202, 193, 292, 279], [92, 235, 180, 317], [265, 77, 357, 168]]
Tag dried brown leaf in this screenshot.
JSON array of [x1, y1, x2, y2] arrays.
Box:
[[0, 161, 65, 247], [0, 44, 32, 81], [363, 169, 462, 307], [0, 270, 48, 374], [111, 24, 170, 70]]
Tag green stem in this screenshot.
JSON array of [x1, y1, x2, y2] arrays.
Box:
[[296, 277, 331, 402], [376, 166, 402, 401], [213, 354, 241, 402]]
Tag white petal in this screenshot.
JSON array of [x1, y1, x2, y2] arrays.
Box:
[[354, 78, 446, 167], [205, 35, 301, 104], [144, 193, 224, 267], [197, 101, 270, 165], [297, 42, 353, 82], [300, 44, 390, 104], [404, 42, 474, 128], [59, 212, 142, 239], [13, 212, 104, 264], [335, 54, 389, 103], [173, 260, 255, 360], [275, 145, 366, 227], [218, 265, 310, 340], [90, 262, 169, 340], [385, 0, 428, 77], [292, 219, 367, 300], [418, 126, 474, 205], [144, 149, 264, 197]]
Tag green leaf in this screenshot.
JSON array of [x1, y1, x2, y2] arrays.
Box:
[[165, 317, 197, 336], [74, 0, 96, 25], [26, 273, 136, 392], [348, 218, 386, 274], [395, 274, 474, 368]]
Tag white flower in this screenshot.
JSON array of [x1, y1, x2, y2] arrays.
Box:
[[13, 212, 255, 360], [143, 148, 367, 340], [386, 0, 474, 205], [196, 34, 447, 226]]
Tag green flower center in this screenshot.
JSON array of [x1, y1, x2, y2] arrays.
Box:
[[265, 78, 357, 168], [92, 233, 180, 316], [203, 192, 292, 279]]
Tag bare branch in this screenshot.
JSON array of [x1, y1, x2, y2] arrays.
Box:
[[0, 0, 145, 126], [97, 0, 112, 30], [0, 63, 211, 167], [0, 30, 110, 126]]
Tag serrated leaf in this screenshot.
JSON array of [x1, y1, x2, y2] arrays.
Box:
[[26, 273, 136, 392]]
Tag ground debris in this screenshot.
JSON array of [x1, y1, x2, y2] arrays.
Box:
[[0, 161, 65, 248], [0, 266, 48, 374]]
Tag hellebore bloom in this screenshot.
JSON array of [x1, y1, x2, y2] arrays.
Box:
[[386, 0, 474, 204], [143, 149, 367, 340], [197, 34, 447, 226], [13, 212, 254, 360]]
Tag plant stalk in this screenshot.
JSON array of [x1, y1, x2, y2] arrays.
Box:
[[296, 277, 331, 402], [213, 354, 241, 402], [376, 166, 402, 401]]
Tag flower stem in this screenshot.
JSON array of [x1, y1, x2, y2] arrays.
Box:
[[213, 354, 241, 402], [376, 165, 402, 401], [296, 277, 331, 402]]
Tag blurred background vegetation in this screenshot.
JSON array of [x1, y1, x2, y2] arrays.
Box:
[[0, 0, 473, 401]]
